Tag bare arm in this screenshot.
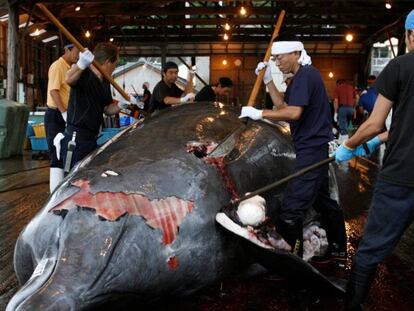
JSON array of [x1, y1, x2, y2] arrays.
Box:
[[49, 89, 66, 113], [65, 64, 84, 86], [377, 131, 389, 142], [262, 105, 303, 121], [267, 81, 287, 109], [346, 94, 392, 148], [104, 103, 120, 116], [163, 96, 183, 105]]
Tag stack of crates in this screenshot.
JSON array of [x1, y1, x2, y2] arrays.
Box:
[[119, 116, 136, 127], [29, 123, 48, 151]]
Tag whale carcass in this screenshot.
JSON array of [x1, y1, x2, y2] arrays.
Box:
[[8, 102, 342, 310]]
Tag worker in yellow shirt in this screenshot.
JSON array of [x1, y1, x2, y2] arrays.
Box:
[[44, 43, 79, 192]]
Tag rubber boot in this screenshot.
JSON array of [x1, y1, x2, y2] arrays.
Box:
[[345, 262, 377, 310], [276, 219, 303, 257], [50, 167, 64, 193], [322, 208, 348, 260]]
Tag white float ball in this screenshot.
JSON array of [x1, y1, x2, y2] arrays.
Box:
[[236, 196, 266, 227]]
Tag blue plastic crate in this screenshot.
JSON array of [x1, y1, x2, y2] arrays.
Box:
[[26, 121, 36, 137], [29, 136, 48, 151], [97, 128, 121, 146], [119, 116, 130, 127]]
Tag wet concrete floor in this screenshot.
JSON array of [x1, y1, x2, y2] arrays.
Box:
[[1, 152, 414, 310]]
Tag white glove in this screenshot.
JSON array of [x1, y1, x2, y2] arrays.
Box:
[[136, 101, 145, 109], [117, 95, 140, 109], [129, 96, 139, 106], [119, 108, 131, 115], [61, 111, 67, 122], [239, 106, 263, 121], [180, 92, 195, 103], [53, 133, 65, 161], [77, 49, 94, 70], [334, 112, 338, 123], [237, 195, 266, 227], [117, 99, 130, 109], [255, 62, 272, 85]]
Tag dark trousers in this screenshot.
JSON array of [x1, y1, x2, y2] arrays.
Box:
[[44, 108, 66, 168], [338, 105, 354, 135], [280, 145, 340, 224], [60, 127, 97, 172], [354, 180, 414, 269]]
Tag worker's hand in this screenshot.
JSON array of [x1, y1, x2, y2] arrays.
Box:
[[61, 111, 67, 123], [180, 92, 195, 103], [128, 97, 144, 110], [335, 142, 355, 163], [119, 108, 132, 116], [239, 106, 263, 121], [255, 62, 272, 85], [136, 101, 145, 109], [77, 49, 94, 70], [353, 136, 382, 157], [366, 135, 382, 153], [333, 112, 338, 123], [117, 99, 129, 109]]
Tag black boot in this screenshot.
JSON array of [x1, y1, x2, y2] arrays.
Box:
[[276, 219, 303, 257], [345, 262, 377, 310], [321, 208, 347, 260]]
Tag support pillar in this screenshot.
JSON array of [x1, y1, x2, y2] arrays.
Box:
[[7, 0, 19, 101]]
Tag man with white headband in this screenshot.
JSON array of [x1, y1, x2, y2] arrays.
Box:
[[238, 39, 347, 262], [335, 9, 414, 310]]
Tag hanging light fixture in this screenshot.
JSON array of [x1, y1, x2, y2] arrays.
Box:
[[240, 6, 247, 16], [385, 2, 392, 9], [345, 33, 354, 42], [223, 33, 229, 41], [33, 28, 41, 36]]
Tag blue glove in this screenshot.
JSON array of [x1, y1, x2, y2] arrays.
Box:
[[366, 136, 382, 153], [354, 136, 382, 157], [335, 143, 355, 163]]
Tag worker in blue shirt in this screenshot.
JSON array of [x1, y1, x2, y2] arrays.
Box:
[[237, 39, 347, 261], [359, 75, 378, 116]]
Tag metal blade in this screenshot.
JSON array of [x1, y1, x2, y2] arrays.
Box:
[[208, 118, 248, 158]]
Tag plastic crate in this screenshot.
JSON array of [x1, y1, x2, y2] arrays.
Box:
[[119, 116, 130, 127], [26, 121, 36, 137], [29, 136, 48, 151], [97, 128, 121, 146], [32, 123, 46, 137]]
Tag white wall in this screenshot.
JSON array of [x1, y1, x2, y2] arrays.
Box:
[[112, 65, 187, 99]]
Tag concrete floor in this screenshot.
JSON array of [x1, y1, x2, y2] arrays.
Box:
[[1, 152, 414, 310]]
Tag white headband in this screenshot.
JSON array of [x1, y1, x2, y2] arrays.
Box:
[[271, 41, 312, 66]]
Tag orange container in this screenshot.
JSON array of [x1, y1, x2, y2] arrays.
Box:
[[32, 123, 46, 137]]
